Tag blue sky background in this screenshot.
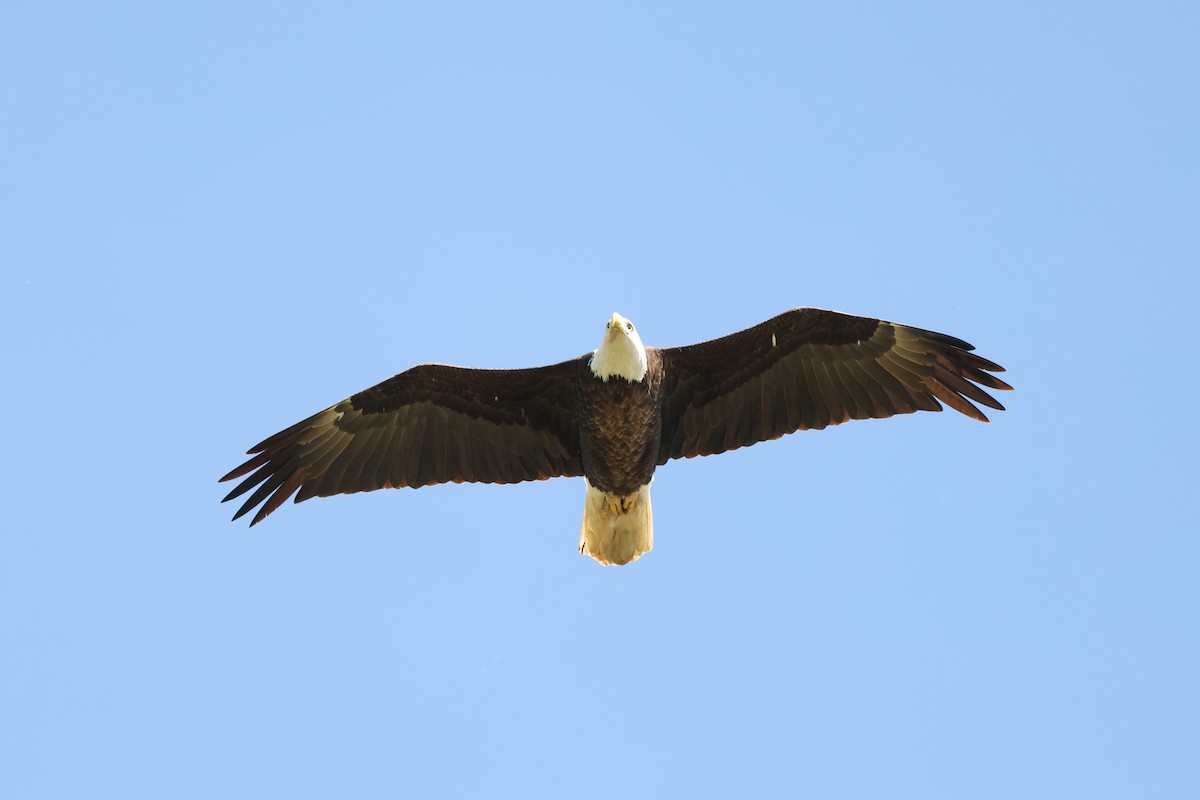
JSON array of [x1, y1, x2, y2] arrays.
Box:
[[3, 2, 1197, 797]]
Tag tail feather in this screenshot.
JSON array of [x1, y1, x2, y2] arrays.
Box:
[[579, 480, 654, 566]]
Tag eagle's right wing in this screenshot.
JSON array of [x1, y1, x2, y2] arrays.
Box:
[[220, 359, 587, 525]]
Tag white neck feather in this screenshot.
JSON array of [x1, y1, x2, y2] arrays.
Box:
[[590, 328, 648, 382]]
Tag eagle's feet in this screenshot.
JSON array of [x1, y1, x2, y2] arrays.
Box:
[[604, 492, 638, 515]]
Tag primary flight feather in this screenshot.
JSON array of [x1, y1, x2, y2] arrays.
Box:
[[221, 307, 1011, 565]]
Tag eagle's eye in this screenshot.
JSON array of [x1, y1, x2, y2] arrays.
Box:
[[605, 321, 611, 331], [626, 322, 634, 331]]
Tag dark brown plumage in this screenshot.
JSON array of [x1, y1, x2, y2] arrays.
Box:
[[221, 307, 1011, 560]]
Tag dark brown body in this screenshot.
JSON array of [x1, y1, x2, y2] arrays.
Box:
[[576, 352, 664, 496]]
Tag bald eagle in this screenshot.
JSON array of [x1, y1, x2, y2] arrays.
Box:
[[221, 308, 1010, 565]]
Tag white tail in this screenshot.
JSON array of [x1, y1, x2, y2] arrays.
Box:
[[578, 480, 654, 566]]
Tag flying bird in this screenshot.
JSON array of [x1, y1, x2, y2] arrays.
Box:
[[221, 307, 1011, 565]]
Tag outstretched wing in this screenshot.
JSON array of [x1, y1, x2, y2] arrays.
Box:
[[656, 307, 1012, 462], [220, 359, 588, 525]]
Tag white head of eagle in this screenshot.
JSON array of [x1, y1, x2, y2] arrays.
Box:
[[589, 312, 648, 382]]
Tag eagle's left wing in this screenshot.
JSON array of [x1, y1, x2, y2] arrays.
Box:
[[655, 307, 1011, 463]]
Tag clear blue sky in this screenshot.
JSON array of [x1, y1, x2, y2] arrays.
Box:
[[3, 2, 1197, 798]]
